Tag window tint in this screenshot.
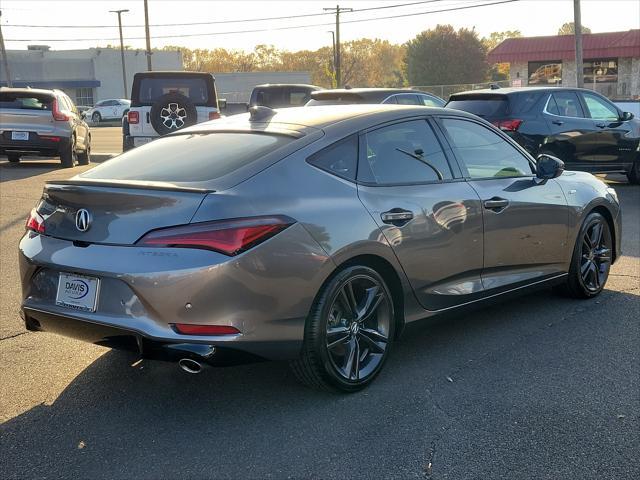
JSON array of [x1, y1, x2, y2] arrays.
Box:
[[446, 96, 509, 117], [582, 92, 619, 120], [138, 77, 211, 104], [359, 120, 452, 184], [307, 135, 358, 181], [0, 92, 53, 110], [381, 95, 397, 104], [395, 95, 419, 105], [441, 118, 532, 179], [81, 133, 293, 183], [546, 91, 584, 118]]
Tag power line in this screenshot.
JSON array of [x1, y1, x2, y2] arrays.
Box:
[[4, 1, 445, 28], [5, 0, 520, 43]]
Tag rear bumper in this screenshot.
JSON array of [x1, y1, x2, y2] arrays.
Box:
[[1, 134, 69, 157], [22, 307, 275, 365]]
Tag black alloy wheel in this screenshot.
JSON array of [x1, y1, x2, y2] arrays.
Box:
[[291, 265, 395, 392]]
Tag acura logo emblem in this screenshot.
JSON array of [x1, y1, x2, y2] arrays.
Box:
[[75, 209, 91, 232]]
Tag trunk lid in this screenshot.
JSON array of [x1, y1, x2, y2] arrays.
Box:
[[39, 182, 208, 245]]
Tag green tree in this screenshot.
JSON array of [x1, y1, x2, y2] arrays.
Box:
[[404, 25, 488, 86], [557, 22, 592, 35]]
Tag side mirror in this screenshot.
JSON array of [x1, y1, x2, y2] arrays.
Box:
[[621, 111, 634, 121], [218, 98, 227, 110], [536, 153, 565, 181]]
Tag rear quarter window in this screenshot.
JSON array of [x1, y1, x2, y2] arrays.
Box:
[[81, 132, 294, 183]]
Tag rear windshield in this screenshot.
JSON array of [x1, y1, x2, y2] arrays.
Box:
[[307, 93, 366, 106], [81, 132, 293, 183], [0, 92, 53, 110], [137, 77, 213, 105], [254, 88, 314, 108], [446, 96, 509, 117]]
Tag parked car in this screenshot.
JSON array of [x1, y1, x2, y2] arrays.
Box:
[[122, 71, 221, 151], [249, 84, 322, 109], [446, 87, 640, 184], [20, 104, 621, 392], [307, 88, 445, 107], [83, 98, 131, 123], [0, 87, 91, 168]]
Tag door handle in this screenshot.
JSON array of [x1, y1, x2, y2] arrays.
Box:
[[552, 120, 564, 125], [595, 122, 606, 128], [483, 197, 509, 211], [381, 209, 414, 226]]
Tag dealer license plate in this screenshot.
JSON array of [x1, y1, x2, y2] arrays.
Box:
[[56, 273, 100, 312]]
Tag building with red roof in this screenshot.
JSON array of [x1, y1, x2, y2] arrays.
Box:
[[488, 30, 640, 99]]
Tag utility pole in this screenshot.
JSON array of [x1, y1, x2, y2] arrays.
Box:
[[324, 5, 352, 88], [143, 0, 152, 71], [574, 0, 583, 88], [0, 10, 13, 87], [110, 9, 129, 98], [327, 30, 336, 86]]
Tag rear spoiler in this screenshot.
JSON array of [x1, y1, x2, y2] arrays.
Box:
[[45, 179, 214, 193]]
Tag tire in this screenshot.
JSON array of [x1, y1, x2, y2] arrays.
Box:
[[77, 136, 91, 165], [149, 93, 198, 136], [290, 265, 395, 392], [627, 159, 640, 185], [60, 136, 77, 168], [7, 153, 20, 163], [92, 112, 101, 123], [557, 212, 612, 299]]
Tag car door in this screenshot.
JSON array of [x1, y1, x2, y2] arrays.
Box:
[[579, 91, 636, 170], [64, 95, 87, 147], [542, 90, 606, 171], [356, 118, 485, 311], [437, 116, 570, 291]]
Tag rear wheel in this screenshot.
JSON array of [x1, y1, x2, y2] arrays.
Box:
[[627, 159, 640, 185], [7, 153, 20, 163], [291, 265, 395, 392], [77, 137, 91, 165], [60, 136, 77, 168], [558, 212, 612, 298]]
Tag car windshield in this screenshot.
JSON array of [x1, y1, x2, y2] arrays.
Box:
[[0, 92, 53, 110], [137, 77, 212, 104], [80, 132, 294, 183], [447, 96, 509, 117]]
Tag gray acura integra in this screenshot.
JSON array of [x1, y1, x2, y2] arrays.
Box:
[[19, 104, 622, 392]]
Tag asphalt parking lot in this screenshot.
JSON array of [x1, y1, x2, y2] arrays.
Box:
[[0, 153, 638, 478]]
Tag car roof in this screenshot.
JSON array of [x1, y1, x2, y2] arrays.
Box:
[[254, 84, 322, 89], [450, 86, 606, 97], [183, 104, 474, 135], [0, 87, 59, 96]]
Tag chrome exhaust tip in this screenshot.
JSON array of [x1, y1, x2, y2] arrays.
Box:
[[178, 358, 203, 374]]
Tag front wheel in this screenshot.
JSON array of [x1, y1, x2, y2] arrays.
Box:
[[558, 212, 612, 298], [290, 265, 395, 392], [92, 112, 101, 123]]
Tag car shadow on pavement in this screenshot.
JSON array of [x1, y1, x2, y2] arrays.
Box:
[[2, 287, 638, 479], [0, 161, 68, 182]]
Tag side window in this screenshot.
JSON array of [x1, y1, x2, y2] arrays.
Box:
[[395, 95, 420, 105], [582, 93, 619, 120], [358, 120, 453, 185], [381, 96, 397, 104], [95, 101, 106, 107], [307, 135, 358, 181], [440, 118, 533, 179], [288, 89, 309, 106], [419, 95, 441, 107], [547, 91, 584, 118]]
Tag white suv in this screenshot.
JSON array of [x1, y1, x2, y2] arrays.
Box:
[[123, 71, 221, 151]]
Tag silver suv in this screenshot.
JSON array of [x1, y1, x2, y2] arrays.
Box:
[[0, 87, 91, 168]]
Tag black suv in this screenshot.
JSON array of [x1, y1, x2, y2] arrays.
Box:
[[307, 88, 445, 107], [446, 87, 640, 184]]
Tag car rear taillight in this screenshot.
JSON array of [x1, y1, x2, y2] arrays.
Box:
[[128, 111, 139, 124], [26, 208, 45, 234], [52, 99, 69, 121], [492, 119, 523, 132], [40, 135, 61, 142], [136, 215, 294, 256], [209, 111, 221, 120], [172, 324, 241, 335]]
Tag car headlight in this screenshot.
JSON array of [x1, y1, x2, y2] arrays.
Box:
[[606, 187, 619, 204]]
